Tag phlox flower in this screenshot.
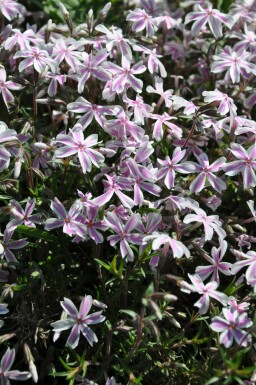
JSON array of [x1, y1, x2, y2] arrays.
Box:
[[0, 67, 23, 108], [44, 197, 87, 237], [0, 0, 26, 21], [202, 89, 237, 119], [211, 44, 256, 84], [210, 308, 253, 348], [126, 158, 161, 206], [83, 205, 107, 244], [156, 147, 195, 189], [146, 77, 173, 108], [95, 25, 133, 60], [143, 233, 190, 259], [0, 228, 28, 263], [104, 111, 144, 142], [67, 97, 118, 128], [126, 8, 157, 37], [55, 126, 104, 173], [171, 96, 198, 115], [0, 348, 31, 384], [133, 45, 167, 78], [231, 249, 256, 286], [228, 298, 250, 314], [14, 47, 56, 73], [183, 207, 226, 241], [51, 295, 106, 348], [150, 113, 182, 142], [105, 212, 141, 261], [189, 153, 226, 194], [123, 94, 152, 125], [103, 57, 146, 94], [76, 49, 110, 93], [4, 28, 38, 50], [93, 174, 134, 209], [46, 72, 67, 97], [223, 143, 256, 189], [7, 198, 41, 231], [185, 5, 234, 38], [180, 274, 228, 314], [52, 38, 83, 71], [195, 240, 232, 283], [0, 122, 18, 167]]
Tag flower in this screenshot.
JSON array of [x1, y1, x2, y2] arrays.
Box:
[[190, 153, 226, 194], [0, 348, 31, 385], [0, 67, 23, 107], [183, 207, 226, 241], [0, 0, 26, 21], [105, 212, 141, 261], [133, 45, 167, 77], [231, 249, 256, 286], [171, 96, 198, 115], [55, 126, 104, 173], [195, 240, 232, 283], [202, 89, 237, 118], [52, 38, 83, 71], [76, 49, 110, 93], [223, 143, 256, 189], [150, 113, 182, 142], [7, 198, 41, 231], [143, 233, 190, 259], [210, 308, 253, 348], [45, 198, 87, 237], [180, 274, 228, 314], [185, 5, 234, 38], [126, 8, 157, 37], [103, 57, 146, 94], [67, 97, 117, 129], [95, 25, 132, 61], [211, 44, 256, 83], [51, 295, 106, 348], [0, 228, 28, 263], [14, 47, 56, 73], [156, 147, 195, 189], [146, 77, 173, 108]]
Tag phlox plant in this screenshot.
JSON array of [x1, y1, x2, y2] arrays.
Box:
[[0, 0, 255, 384]]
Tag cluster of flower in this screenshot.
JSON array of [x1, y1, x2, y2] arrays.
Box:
[[0, 0, 255, 383]]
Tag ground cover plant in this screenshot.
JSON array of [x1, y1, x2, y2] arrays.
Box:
[[0, 0, 255, 384]]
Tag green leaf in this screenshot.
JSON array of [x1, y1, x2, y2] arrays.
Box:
[[205, 377, 220, 385], [217, 0, 233, 13], [16, 225, 58, 242], [120, 309, 137, 319], [94, 258, 111, 272]]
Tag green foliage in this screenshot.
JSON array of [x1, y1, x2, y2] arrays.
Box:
[[43, 0, 123, 25], [217, 0, 234, 13]]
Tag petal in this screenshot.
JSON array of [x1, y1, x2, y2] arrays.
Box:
[[79, 295, 92, 318]]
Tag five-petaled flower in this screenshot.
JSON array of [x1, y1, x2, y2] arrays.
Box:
[[223, 143, 256, 189], [195, 240, 232, 283], [180, 274, 228, 314], [51, 295, 106, 348], [185, 5, 234, 38], [210, 308, 253, 348], [55, 126, 105, 173], [0, 348, 31, 385], [0, 67, 23, 107]]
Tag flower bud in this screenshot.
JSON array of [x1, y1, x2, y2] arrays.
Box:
[[59, 2, 69, 17]]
